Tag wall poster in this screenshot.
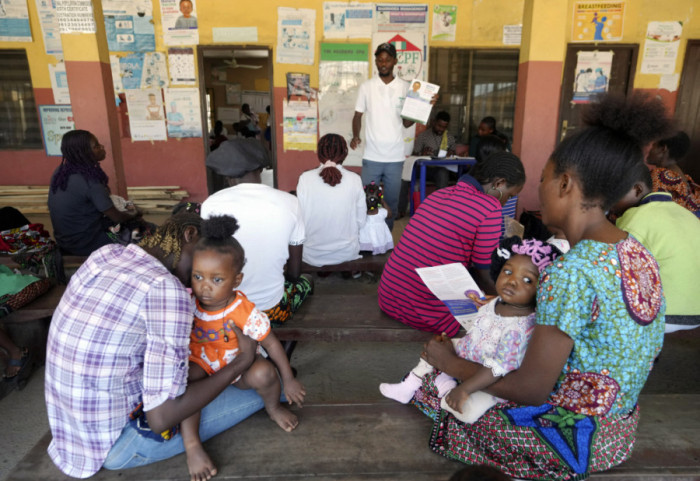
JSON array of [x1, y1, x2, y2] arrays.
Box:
[[39, 105, 75, 156]]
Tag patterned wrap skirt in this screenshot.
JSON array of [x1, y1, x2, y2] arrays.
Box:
[[412, 371, 639, 481]]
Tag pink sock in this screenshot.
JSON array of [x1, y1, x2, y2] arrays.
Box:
[[434, 372, 457, 398], [379, 372, 423, 404]]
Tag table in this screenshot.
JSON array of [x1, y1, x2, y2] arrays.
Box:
[[409, 157, 476, 214]]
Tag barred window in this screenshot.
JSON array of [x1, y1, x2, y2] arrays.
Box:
[[0, 50, 42, 149]]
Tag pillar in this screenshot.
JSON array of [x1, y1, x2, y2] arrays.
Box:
[[60, 2, 126, 197], [512, 0, 568, 213]]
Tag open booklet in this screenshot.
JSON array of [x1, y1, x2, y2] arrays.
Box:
[[401, 79, 439, 125], [416, 262, 485, 331]]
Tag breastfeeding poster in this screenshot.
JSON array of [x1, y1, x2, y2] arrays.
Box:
[[571, 1, 624, 42], [161, 0, 199, 46], [102, 0, 156, 52], [126, 89, 167, 141]]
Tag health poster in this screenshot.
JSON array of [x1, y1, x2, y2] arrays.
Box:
[[164, 87, 202, 138], [322, 2, 373, 39], [373, 3, 429, 33], [102, 0, 156, 52], [277, 7, 315, 65], [168, 47, 196, 85], [431, 5, 456, 41], [283, 100, 317, 151], [125, 89, 167, 141], [0, 0, 32, 41], [641, 21, 683, 75], [35, 0, 63, 56], [572, 1, 624, 42], [572, 50, 613, 104], [39, 105, 75, 156], [161, 0, 199, 46]]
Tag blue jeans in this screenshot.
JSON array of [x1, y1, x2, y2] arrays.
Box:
[[361, 159, 403, 231], [103, 386, 264, 470]]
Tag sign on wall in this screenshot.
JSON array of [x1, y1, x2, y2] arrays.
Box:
[[39, 105, 75, 156], [572, 1, 625, 42]]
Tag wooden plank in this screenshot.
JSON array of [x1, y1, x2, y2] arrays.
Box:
[[301, 253, 390, 273]]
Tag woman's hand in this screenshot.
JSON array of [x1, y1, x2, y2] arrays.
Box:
[[283, 378, 306, 407], [445, 383, 469, 413], [421, 333, 457, 373]]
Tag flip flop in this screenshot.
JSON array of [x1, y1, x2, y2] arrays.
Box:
[[2, 347, 33, 391]]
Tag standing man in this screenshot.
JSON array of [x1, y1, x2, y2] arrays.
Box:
[[351, 43, 413, 231]]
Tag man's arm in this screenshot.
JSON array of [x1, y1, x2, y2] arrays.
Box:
[[350, 112, 363, 150], [286, 244, 303, 281]]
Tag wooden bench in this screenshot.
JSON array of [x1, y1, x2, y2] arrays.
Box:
[[301, 252, 390, 274]]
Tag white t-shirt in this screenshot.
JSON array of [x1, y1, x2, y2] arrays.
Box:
[[296, 165, 367, 267], [355, 76, 410, 163], [201, 184, 305, 310]]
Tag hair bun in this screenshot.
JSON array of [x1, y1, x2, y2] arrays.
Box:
[[201, 215, 239, 241]]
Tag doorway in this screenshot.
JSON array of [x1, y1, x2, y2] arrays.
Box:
[[674, 39, 700, 180], [197, 46, 273, 194], [557, 44, 638, 142]]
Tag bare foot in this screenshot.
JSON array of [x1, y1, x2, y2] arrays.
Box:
[[186, 443, 217, 481], [267, 404, 299, 432]]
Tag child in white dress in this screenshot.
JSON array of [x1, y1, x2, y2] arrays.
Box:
[[359, 181, 394, 255], [379, 237, 561, 423]]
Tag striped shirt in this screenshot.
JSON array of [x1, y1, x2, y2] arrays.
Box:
[[378, 176, 502, 336], [45, 244, 192, 478]]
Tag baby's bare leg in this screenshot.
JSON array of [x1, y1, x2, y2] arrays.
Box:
[[237, 355, 298, 432], [181, 363, 218, 481]]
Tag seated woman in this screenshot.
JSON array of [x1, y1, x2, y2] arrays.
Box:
[[296, 133, 366, 267], [378, 151, 526, 337], [48, 130, 142, 256], [415, 93, 671, 480], [646, 131, 700, 217]]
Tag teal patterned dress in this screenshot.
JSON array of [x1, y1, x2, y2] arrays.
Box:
[[412, 236, 665, 480]]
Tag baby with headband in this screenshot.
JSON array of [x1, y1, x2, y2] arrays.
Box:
[[380, 236, 561, 423]]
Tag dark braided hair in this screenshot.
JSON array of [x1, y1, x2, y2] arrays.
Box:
[[317, 133, 348, 187], [50, 130, 109, 193], [471, 151, 525, 188], [364, 181, 383, 211], [551, 92, 673, 210], [195, 215, 245, 273], [139, 212, 202, 269]]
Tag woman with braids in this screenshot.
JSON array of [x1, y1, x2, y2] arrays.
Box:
[[378, 151, 526, 336], [48, 130, 142, 255], [45, 213, 265, 478], [296, 133, 366, 266], [417, 93, 671, 480]]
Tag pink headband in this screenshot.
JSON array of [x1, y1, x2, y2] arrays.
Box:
[[511, 239, 555, 273]]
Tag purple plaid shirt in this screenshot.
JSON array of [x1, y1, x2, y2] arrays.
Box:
[[45, 244, 192, 478]]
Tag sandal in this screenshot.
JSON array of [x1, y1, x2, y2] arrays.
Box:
[[2, 347, 33, 391]]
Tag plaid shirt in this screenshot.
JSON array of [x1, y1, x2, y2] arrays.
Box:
[[412, 128, 456, 157], [45, 244, 192, 478]]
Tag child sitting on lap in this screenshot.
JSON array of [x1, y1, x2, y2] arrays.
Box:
[[359, 182, 394, 255], [380, 237, 560, 423], [182, 215, 305, 480]]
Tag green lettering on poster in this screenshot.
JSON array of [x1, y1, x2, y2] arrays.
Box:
[[320, 43, 368, 62]]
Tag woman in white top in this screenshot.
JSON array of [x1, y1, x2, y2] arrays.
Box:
[[296, 134, 367, 267]]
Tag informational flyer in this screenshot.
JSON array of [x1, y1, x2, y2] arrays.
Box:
[[119, 53, 145, 90], [55, 0, 96, 34], [373, 3, 429, 33], [401, 79, 438, 124], [277, 7, 316, 65], [48, 62, 71, 104], [38, 105, 75, 156], [283, 99, 317, 151], [168, 47, 196, 85], [35, 0, 63, 56], [164, 88, 202, 138], [503, 24, 522, 45], [225, 83, 242, 105], [571, 1, 624, 42], [572, 50, 613, 104], [322, 2, 373, 39], [125, 89, 167, 141], [287, 72, 314, 101], [103, 0, 156, 52], [0, 0, 32, 41], [109, 54, 124, 95], [318, 43, 368, 167], [161, 0, 199, 46], [415, 263, 485, 330], [372, 33, 426, 81], [431, 5, 456, 41], [641, 21, 683, 75]]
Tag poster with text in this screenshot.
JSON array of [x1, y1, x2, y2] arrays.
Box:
[[431, 5, 456, 41], [322, 2, 373, 39], [49, 62, 71, 104], [126, 89, 167, 141], [277, 7, 315, 65], [372, 32, 426, 81], [35, 0, 63, 56], [503, 24, 522, 45], [572, 1, 624, 42], [641, 21, 682, 75], [283, 100, 317, 151], [572, 50, 612, 103], [103, 0, 155, 52], [39, 105, 74, 156], [161, 0, 198, 46], [0, 0, 32, 41], [56, 0, 96, 33], [168, 47, 196, 85], [373, 3, 428, 33], [110, 55, 124, 95], [318, 43, 369, 167], [164, 88, 202, 138], [119, 53, 145, 90]]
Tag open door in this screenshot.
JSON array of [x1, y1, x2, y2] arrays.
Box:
[[674, 39, 700, 180], [557, 44, 638, 142]]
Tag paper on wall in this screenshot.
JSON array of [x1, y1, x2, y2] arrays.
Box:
[[164, 87, 202, 138], [55, 0, 96, 34], [161, 0, 199, 46], [125, 89, 167, 141], [102, 0, 156, 52], [277, 7, 316, 65], [49, 62, 71, 104], [322, 2, 373, 39], [641, 21, 682, 75], [0, 0, 32, 42], [431, 5, 456, 41], [283, 99, 318, 151], [168, 47, 196, 85], [503, 25, 522, 45], [35, 0, 63, 56]]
